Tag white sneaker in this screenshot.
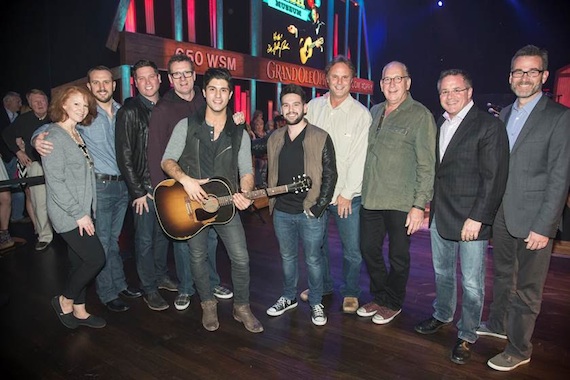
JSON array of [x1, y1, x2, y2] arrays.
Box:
[[174, 293, 191, 311]]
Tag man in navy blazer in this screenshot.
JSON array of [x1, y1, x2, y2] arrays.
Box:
[[414, 69, 509, 365], [478, 45, 570, 372]]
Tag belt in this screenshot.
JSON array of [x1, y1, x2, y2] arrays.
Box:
[[95, 173, 123, 181]]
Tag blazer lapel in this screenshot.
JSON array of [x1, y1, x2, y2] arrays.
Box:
[[510, 95, 548, 155], [439, 107, 477, 166]]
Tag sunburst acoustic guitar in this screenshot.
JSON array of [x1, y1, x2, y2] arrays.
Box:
[[154, 175, 312, 240]]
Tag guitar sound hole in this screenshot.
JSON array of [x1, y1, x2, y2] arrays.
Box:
[[202, 196, 220, 213]]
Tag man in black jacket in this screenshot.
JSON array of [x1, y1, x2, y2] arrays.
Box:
[[115, 60, 177, 311], [414, 69, 509, 365]]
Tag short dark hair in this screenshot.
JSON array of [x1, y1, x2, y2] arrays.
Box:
[[87, 65, 113, 82], [280, 84, 306, 104], [511, 45, 548, 71], [132, 59, 158, 78], [203, 67, 233, 92], [49, 85, 97, 126], [324, 55, 356, 78], [437, 69, 473, 92], [167, 54, 195, 74]]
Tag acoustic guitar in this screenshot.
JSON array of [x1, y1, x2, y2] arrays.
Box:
[[154, 175, 312, 240], [299, 36, 324, 64]]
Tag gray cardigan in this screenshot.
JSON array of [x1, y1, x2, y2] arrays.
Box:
[[42, 123, 96, 233]]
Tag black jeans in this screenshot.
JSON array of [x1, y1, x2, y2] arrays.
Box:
[[488, 207, 552, 359], [360, 208, 410, 310], [60, 228, 105, 304]]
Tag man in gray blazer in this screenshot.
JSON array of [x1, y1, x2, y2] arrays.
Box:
[[414, 69, 509, 365], [478, 45, 570, 372]]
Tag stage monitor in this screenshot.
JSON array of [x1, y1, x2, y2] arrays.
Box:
[[263, 0, 327, 69]]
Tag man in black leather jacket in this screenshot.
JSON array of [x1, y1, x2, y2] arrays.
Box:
[[115, 59, 178, 311]]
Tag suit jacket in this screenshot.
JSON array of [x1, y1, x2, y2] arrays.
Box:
[[499, 95, 570, 238], [431, 105, 509, 241], [0, 108, 16, 162]]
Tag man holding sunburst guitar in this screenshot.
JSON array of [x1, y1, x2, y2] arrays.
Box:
[[160, 68, 263, 334], [287, 5, 325, 66]]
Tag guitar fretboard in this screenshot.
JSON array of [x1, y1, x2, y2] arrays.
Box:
[[216, 185, 291, 206]]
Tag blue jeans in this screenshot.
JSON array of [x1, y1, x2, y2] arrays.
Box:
[[322, 196, 362, 297], [94, 180, 129, 304], [273, 209, 327, 307], [174, 228, 221, 295], [132, 197, 169, 295], [187, 215, 250, 304], [4, 157, 25, 221], [430, 216, 487, 343]]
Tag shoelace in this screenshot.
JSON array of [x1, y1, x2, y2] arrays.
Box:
[[312, 304, 324, 317]]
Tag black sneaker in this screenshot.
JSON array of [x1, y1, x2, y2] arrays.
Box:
[[311, 303, 327, 326], [158, 278, 179, 292], [144, 291, 169, 311], [120, 287, 143, 298], [266, 296, 298, 316]]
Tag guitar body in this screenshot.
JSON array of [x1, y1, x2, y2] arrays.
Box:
[[299, 36, 324, 64], [300, 37, 314, 64], [154, 177, 235, 240]]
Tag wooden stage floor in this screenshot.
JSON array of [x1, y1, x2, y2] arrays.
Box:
[[1, 209, 569, 379]]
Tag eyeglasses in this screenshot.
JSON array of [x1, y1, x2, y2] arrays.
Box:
[[169, 71, 194, 79], [510, 69, 543, 78], [381, 75, 409, 84], [439, 88, 469, 97]]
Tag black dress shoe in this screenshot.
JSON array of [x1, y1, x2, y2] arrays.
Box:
[[414, 317, 450, 334], [120, 287, 142, 298], [51, 296, 78, 329], [76, 315, 107, 328], [106, 298, 130, 312], [451, 339, 472, 364]]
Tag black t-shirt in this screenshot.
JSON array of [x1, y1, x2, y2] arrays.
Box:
[[274, 127, 307, 214]]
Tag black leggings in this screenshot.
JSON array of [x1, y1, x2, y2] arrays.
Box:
[[60, 228, 105, 304]]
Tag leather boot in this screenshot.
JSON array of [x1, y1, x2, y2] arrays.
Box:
[[201, 300, 219, 331], [233, 304, 264, 333]]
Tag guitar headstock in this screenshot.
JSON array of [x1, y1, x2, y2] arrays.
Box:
[[289, 174, 312, 194]]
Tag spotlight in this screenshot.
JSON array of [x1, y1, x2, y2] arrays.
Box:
[[437, 1, 443, 6]]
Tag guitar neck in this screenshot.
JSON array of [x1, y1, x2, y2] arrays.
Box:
[[217, 185, 291, 206]]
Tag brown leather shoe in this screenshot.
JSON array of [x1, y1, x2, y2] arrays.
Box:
[[201, 300, 219, 331], [233, 304, 264, 333], [342, 297, 359, 314]]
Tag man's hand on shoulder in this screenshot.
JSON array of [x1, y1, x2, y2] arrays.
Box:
[[232, 112, 245, 125], [33, 131, 53, 157]]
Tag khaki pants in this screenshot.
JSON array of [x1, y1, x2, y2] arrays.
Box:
[[28, 161, 53, 243]]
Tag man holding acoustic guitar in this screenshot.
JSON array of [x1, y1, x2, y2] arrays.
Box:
[[160, 68, 263, 333]]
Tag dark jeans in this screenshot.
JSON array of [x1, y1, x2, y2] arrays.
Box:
[[360, 208, 410, 310], [94, 180, 129, 304], [60, 228, 105, 304], [132, 197, 169, 295], [187, 215, 250, 304], [488, 207, 552, 359], [273, 209, 327, 307]]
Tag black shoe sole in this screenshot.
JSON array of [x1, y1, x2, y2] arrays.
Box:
[[414, 321, 451, 335]]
